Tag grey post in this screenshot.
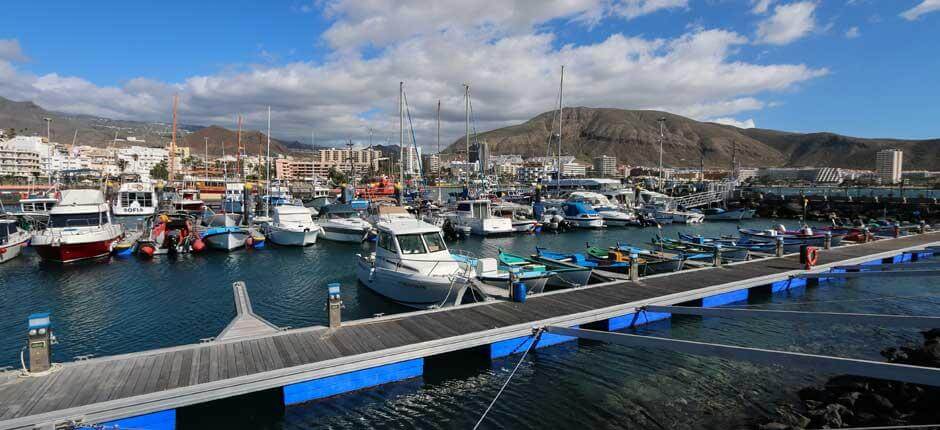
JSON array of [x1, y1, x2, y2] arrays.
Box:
[[712, 245, 722, 267], [327, 283, 342, 329], [775, 236, 784, 257], [824, 231, 832, 250], [629, 252, 639, 281], [862, 226, 870, 243]]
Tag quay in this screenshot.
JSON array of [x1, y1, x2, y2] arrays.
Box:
[[1, 232, 939, 429]]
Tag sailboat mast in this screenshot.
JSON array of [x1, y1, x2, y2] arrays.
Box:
[[266, 106, 271, 218], [399, 82, 404, 198], [236, 115, 243, 182], [170, 94, 178, 183], [557, 65, 564, 193], [437, 100, 442, 203], [204, 137, 208, 184], [464, 84, 470, 188], [658, 117, 666, 192]]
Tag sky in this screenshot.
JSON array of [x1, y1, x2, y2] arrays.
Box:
[[1, 0, 939, 150]]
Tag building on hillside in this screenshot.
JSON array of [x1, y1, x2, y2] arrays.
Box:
[[562, 161, 587, 177], [875, 149, 903, 184], [0, 147, 41, 179], [421, 154, 441, 175], [402, 146, 421, 176], [593, 155, 617, 177], [116, 146, 168, 182], [516, 162, 551, 183]]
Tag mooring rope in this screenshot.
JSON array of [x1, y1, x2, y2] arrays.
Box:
[[472, 328, 544, 430]]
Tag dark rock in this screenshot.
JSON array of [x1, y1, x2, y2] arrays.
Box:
[[835, 392, 860, 408], [825, 375, 869, 393], [758, 423, 790, 430], [856, 392, 895, 415], [921, 328, 940, 341], [852, 412, 879, 426], [820, 403, 849, 428], [922, 340, 940, 364], [798, 387, 828, 402], [881, 347, 909, 363]]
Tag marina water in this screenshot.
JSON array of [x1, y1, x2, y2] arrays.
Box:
[[0, 218, 930, 429]]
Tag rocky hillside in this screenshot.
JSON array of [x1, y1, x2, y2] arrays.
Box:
[[181, 125, 291, 156], [445, 107, 939, 170]]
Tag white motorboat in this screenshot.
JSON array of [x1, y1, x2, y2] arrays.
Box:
[[454, 200, 513, 236], [701, 207, 755, 221], [658, 210, 705, 224], [200, 212, 248, 251], [30, 190, 124, 263], [264, 205, 321, 246], [357, 219, 470, 308], [9, 195, 56, 220], [567, 192, 636, 227], [112, 182, 157, 217], [173, 189, 205, 212], [318, 204, 372, 242], [0, 219, 30, 263], [561, 202, 605, 228], [366, 204, 414, 225]]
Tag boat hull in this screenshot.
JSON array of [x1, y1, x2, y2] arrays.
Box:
[[268, 228, 319, 246], [566, 217, 605, 228], [478, 274, 549, 295], [356, 257, 468, 308], [320, 225, 369, 242], [0, 236, 29, 263], [33, 238, 120, 263], [204, 231, 249, 251]]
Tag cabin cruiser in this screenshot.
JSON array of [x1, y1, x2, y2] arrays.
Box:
[[567, 192, 636, 227], [366, 204, 414, 225], [357, 219, 470, 308], [318, 203, 371, 242], [0, 219, 30, 263], [263, 205, 321, 246], [262, 181, 298, 207], [561, 202, 605, 228], [200, 212, 248, 251], [173, 189, 205, 212], [699, 207, 755, 221], [659, 209, 705, 224], [30, 190, 125, 262], [454, 200, 514, 236], [112, 182, 157, 217], [10, 195, 57, 220]]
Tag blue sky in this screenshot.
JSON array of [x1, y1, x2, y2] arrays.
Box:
[[1, 0, 939, 145]]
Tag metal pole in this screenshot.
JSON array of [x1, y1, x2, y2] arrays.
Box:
[[399, 82, 405, 204], [545, 326, 940, 387], [643, 306, 940, 329], [465, 83, 471, 189], [266, 106, 271, 218], [557, 65, 564, 194], [657, 117, 666, 192]]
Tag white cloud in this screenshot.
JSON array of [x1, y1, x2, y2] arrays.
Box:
[[900, 0, 940, 20], [0, 4, 828, 150], [756, 2, 818, 45], [0, 39, 28, 63], [710, 117, 757, 128], [751, 0, 775, 14], [611, 0, 689, 20], [844, 26, 861, 38]]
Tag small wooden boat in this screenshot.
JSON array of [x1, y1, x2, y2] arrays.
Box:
[[650, 235, 750, 262], [503, 250, 592, 288]]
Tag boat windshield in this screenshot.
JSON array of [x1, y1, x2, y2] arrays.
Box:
[[48, 212, 102, 228], [277, 213, 312, 224], [396, 234, 427, 255], [422, 232, 446, 252], [120, 192, 153, 208]]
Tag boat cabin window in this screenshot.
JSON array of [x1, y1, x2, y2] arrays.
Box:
[[422, 232, 446, 253], [472, 202, 490, 219], [457, 203, 471, 212], [48, 211, 103, 228], [396, 234, 427, 255], [120, 192, 153, 208], [0, 223, 13, 241], [378, 230, 396, 252]]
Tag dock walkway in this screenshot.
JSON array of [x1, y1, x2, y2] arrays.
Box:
[[0, 232, 938, 429]]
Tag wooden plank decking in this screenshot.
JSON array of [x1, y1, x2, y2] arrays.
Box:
[[0, 232, 938, 429]]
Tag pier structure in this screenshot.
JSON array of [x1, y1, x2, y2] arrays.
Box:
[[0, 232, 938, 429]]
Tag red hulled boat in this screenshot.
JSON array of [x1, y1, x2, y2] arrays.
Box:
[[30, 189, 124, 263]]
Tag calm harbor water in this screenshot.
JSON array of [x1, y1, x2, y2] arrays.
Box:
[[0, 218, 933, 429]]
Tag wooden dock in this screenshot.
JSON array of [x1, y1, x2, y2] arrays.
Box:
[[0, 232, 938, 429]]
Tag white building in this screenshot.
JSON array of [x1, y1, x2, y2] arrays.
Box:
[[876, 149, 903, 184], [117, 146, 168, 181], [0, 147, 41, 178], [593, 155, 617, 177], [402, 146, 421, 176]]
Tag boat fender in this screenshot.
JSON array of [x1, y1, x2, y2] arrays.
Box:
[[246, 236, 254, 247], [192, 238, 206, 252], [139, 244, 155, 258]]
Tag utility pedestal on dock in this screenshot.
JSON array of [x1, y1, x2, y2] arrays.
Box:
[[775, 237, 784, 257], [26, 313, 53, 373], [629, 253, 639, 281], [824, 232, 832, 250], [328, 283, 342, 329], [713, 246, 723, 267]]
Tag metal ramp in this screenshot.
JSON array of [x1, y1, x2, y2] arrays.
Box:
[[216, 281, 279, 341], [670, 182, 735, 209]]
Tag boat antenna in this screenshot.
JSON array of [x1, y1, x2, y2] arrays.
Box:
[[464, 83, 471, 191], [657, 117, 666, 193], [398, 81, 404, 205], [170, 94, 178, 185], [266, 106, 271, 218], [437, 99, 442, 203], [556, 65, 564, 195], [204, 137, 209, 186]]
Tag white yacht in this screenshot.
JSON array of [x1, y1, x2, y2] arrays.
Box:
[[454, 200, 513, 236], [113, 182, 157, 216], [567, 191, 636, 227], [0, 219, 30, 263], [173, 189, 205, 212], [30, 190, 125, 263], [263, 205, 321, 246], [318, 204, 371, 242], [357, 219, 470, 308], [11, 195, 57, 219], [560, 202, 605, 228]]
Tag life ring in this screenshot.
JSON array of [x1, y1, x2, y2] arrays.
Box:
[[135, 184, 144, 191], [801, 246, 819, 268]]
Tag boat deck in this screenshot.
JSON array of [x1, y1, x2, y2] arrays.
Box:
[[0, 232, 938, 429]]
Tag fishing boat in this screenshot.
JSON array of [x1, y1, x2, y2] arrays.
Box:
[[0, 219, 30, 263], [356, 218, 470, 308], [650, 235, 751, 262], [200, 215, 249, 251], [454, 200, 514, 236], [112, 182, 157, 217], [262, 181, 296, 207], [450, 253, 554, 295], [699, 207, 754, 221], [10, 195, 57, 221], [501, 250, 592, 288], [263, 205, 321, 246], [136, 213, 204, 257], [172, 189, 205, 212], [678, 232, 801, 254], [561, 202, 605, 228], [221, 182, 246, 214], [30, 190, 125, 263], [601, 245, 686, 275], [738, 226, 844, 247], [318, 203, 371, 242]]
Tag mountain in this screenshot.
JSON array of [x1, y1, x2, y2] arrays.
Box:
[[0, 95, 194, 147], [181, 125, 292, 156], [443, 107, 939, 171]]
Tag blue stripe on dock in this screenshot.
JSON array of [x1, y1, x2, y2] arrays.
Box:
[[101, 409, 175, 430], [702, 289, 748, 307], [282, 358, 423, 405], [490, 326, 580, 359], [607, 311, 671, 331]]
